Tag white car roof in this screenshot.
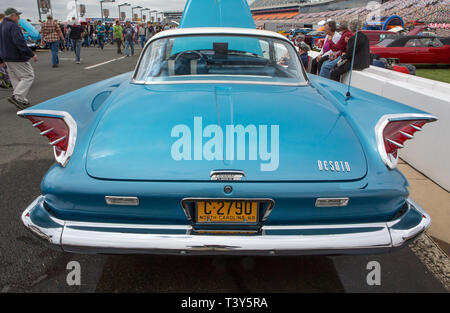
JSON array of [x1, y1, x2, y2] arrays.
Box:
[[149, 27, 291, 43]]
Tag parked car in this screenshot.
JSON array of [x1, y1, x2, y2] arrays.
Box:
[[19, 19, 42, 50], [314, 37, 325, 49], [288, 28, 312, 40], [361, 30, 399, 45], [304, 30, 325, 47], [277, 30, 290, 38], [19, 0, 436, 256], [370, 36, 450, 64]]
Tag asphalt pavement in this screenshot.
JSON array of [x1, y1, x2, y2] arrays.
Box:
[[0, 44, 447, 293]]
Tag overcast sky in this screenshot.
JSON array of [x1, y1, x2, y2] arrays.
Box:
[[5, 0, 255, 22]]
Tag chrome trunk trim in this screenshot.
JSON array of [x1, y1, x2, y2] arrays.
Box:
[[210, 170, 246, 181], [105, 196, 140, 206], [21, 196, 430, 255]]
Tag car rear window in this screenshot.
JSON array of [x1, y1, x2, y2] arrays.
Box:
[[133, 34, 306, 85]]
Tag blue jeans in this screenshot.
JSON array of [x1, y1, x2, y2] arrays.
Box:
[[98, 35, 105, 49], [72, 39, 82, 62], [49, 41, 59, 65], [125, 40, 134, 56], [320, 56, 341, 79], [83, 35, 90, 47], [140, 35, 146, 48], [65, 36, 72, 50]]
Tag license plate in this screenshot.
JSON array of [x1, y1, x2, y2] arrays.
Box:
[[196, 200, 258, 223]]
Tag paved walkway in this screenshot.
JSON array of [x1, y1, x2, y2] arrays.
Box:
[[398, 159, 450, 256]]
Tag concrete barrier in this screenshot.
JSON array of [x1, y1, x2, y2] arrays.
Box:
[[340, 66, 450, 191]]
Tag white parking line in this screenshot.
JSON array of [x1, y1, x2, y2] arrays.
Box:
[[84, 56, 127, 70]]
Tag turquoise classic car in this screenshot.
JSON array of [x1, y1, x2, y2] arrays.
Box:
[[18, 0, 436, 255], [19, 19, 42, 50]]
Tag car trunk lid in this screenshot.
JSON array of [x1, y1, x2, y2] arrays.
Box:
[[86, 83, 367, 181]]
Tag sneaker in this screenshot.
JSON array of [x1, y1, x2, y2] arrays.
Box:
[[8, 96, 31, 110], [76, 61, 80, 64], [52, 64, 59, 68], [18, 98, 32, 109]]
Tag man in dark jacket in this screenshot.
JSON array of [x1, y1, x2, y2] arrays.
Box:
[[0, 8, 37, 109], [330, 21, 370, 82]]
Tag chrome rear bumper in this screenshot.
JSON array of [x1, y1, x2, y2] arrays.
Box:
[[21, 196, 430, 255]]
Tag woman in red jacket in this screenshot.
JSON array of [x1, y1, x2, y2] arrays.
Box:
[[319, 20, 355, 79]]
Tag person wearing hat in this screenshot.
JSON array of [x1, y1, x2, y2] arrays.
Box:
[[298, 42, 311, 69], [41, 14, 65, 68], [0, 8, 37, 109]]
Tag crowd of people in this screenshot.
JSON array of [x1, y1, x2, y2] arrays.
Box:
[[297, 19, 371, 82], [253, 0, 449, 24], [0, 6, 173, 110], [254, 0, 450, 36], [38, 16, 171, 68]]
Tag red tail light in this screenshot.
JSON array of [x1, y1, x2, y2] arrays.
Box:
[[376, 114, 437, 169], [17, 110, 77, 167]]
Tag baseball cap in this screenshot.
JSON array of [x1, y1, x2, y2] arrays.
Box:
[[4, 8, 22, 16]]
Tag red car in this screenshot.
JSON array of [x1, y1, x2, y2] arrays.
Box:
[[303, 30, 325, 48], [314, 38, 325, 49], [370, 36, 450, 64], [361, 30, 399, 45]]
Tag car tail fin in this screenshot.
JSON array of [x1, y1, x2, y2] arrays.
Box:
[[179, 0, 255, 29], [375, 114, 437, 169], [17, 110, 77, 167]]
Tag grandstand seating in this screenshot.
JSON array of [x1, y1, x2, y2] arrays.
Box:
[[251, 0, 312, 9], [252, 0, 450, 36]]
